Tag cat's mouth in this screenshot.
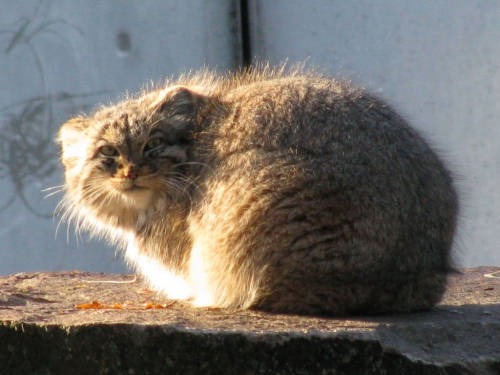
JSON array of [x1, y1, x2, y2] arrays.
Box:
[[111, 180, 153, 203], [109, 180, 154, 210], [112, 179, 147, 192], [122, 184, 147, 192]]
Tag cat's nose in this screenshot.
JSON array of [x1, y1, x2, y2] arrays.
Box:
[[123, 165, 138, 180]]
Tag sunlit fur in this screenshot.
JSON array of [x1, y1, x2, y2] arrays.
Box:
[[57, 66, 458, 315]]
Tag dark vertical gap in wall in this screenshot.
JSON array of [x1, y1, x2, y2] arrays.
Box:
[[239, 0, 252, 66]]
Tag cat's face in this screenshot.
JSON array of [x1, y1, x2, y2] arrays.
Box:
[[58, 86, 200, 227]]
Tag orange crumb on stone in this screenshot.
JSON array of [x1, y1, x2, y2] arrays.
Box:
[[76, 301, 102, 309], [75, 300, 176, 310]]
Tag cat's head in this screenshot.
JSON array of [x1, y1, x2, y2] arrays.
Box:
[[58, 86, 204, 230]]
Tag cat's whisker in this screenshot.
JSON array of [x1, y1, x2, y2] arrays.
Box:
[[161, 176, 184, 191], [42, 185, 65, 192], [166, 170, 201, 185], [54, 198, 69, 218], [83, 189, 104, 204], [159, 177, 197, 208], [54, 195, 78, 240], [54, 181, 109, 244], [43, 185, 66, 201], [57, 202, 77, 243], [56, 198, 71, 220], [168, 174, 203, 196], [173, 161, 210, 169], [55, 208, 67, 239], [73, 204, 89, 244], [67, 213, 79, 244], [97, 192, 116, 217], [44, 189, 64, 199], [82, 183, 108, 204]]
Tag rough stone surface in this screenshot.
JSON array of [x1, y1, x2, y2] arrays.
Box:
[[1, 267, 499, 374]]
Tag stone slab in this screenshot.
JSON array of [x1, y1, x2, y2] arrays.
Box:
[[1, 267, 499, 374]]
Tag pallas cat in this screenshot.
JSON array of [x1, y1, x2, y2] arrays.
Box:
[[57, 67, 458, 315]]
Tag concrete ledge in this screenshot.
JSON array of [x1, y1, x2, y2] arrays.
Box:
[[1, 267, 499, 374]]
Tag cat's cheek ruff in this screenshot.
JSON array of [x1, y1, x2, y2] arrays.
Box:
[[63, 154, 94, 192], [63, 196, 127, 247], [61, 139, 92, 174], [64, 174, 128, 244]]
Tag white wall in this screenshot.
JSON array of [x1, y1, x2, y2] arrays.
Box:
[[248, 0, 500, 266]]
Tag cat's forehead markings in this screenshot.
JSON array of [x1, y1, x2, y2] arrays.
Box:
[[94, 116, 151, 154], [98, 120, 127, 142]]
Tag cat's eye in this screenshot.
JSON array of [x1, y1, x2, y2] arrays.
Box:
[[99, 145, 118, 157]]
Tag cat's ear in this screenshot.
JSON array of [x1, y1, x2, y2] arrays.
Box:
[[57, 117, 89, 168], [150, 86, 204, 125], [57, 116, 88, 144], [57, 117, 88, 147]]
